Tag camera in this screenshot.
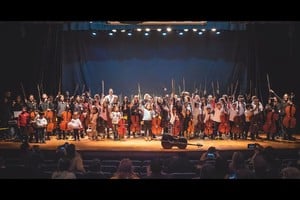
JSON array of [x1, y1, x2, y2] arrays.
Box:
[[247, 143, 257, 150], [207, 153, 215, 159], [206, 146, 217, 159]]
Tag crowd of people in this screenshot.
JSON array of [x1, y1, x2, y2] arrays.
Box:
[[0, 142, 299, 179], [0, 86, 297, 144]]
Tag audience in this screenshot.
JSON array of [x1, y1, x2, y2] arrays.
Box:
[[111, 158, 139, 179], [1, 142, 300, 179], [66, 144, 86, 173], [51, 158, 76, 179]]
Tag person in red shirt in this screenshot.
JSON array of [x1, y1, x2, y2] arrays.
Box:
[[18, 106, 30, 142]]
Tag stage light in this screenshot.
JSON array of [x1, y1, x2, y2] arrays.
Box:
[[145, 28, 150, 32], [201, 28, 206, 32], [144, 32, 149, 36], [112, 29, 117, 32], [162, 32, 167, 36], [166, 27, 172, 32], [198, 31, 203, 35], [121, 29, 126, 32], [192, 28, 197, 32], [157, 28, 162, 32], [179, 32, 184, 36], [184, 29, 189, 32], [216, 31, 220, 35], [108, 32, 113, 36], [127, 32, 132, 36], [91, 32, 97, 36], [211, 28, 216, 32], [136, 28, 142, 32]]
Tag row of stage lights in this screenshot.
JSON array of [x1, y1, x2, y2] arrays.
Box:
[[91, 28, 221, 37]]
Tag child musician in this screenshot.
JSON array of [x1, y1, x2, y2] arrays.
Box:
[[110, 105, 122, 140], [68, 112, 83, 141]]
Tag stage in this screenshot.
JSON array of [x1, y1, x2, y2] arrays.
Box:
[[1, 134, 299, 153]]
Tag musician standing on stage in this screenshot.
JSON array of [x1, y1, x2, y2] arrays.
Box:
[[17, 106, 30, 142], [25, 94, 38, 111], [56, 95, 68, 137], [121, 96, 131, 137], [35, 111, 47, 143], [249, 96, 263, 140], [142, 103, 154, 141], [269, 90, 292, 139], [130, 95, 141, 138], [39, 93, 50, 112], [105, 88, 117, 109], [111, 105, 122, 140], [212, 102, 223, 139]]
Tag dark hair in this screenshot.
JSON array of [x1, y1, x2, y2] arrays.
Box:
[[66, 144, 76, 158], [207, 146, 216, 154], [89, 159, 101, 172], [57, 158, 71, 171], [150, 158, 162, 173]]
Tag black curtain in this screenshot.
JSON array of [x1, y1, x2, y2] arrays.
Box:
[[0, 22, 62, 99]]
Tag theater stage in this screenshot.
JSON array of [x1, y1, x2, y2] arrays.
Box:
[[0, 135, 299, 152]]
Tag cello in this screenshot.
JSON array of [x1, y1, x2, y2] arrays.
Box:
[[151, 114, 162, 136], [186, 119, 194, 139], [130, 102, 141, 135], [282, 101, 296, 129], [28, 109, 37, 142], [231, 115, 244, 140], [118, 117, 127, 139], [171, 114, 181, 136], [218, 112, 230, 135], [161, 134, 203, 149], [45, 109, 56, 134], [204, 110, 214, 137], [263, 108, 279, 140], [183, 109, 193, 139]]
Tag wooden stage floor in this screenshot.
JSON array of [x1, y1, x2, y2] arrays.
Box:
[[1, 134, 300, 153]]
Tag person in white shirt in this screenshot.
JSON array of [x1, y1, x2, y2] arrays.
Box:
[[142, 103, 154, 141], [35, 112, 48, 143], [110, 106, 122, 140], [68, 112, 83, 141], [105, 88, 117, 108]]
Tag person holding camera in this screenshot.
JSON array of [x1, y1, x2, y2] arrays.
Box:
[[199, 146, 225, 178], [200, 146, 220, 162]]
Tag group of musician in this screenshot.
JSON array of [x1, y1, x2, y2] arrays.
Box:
[[0, 86, 297, 143]]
